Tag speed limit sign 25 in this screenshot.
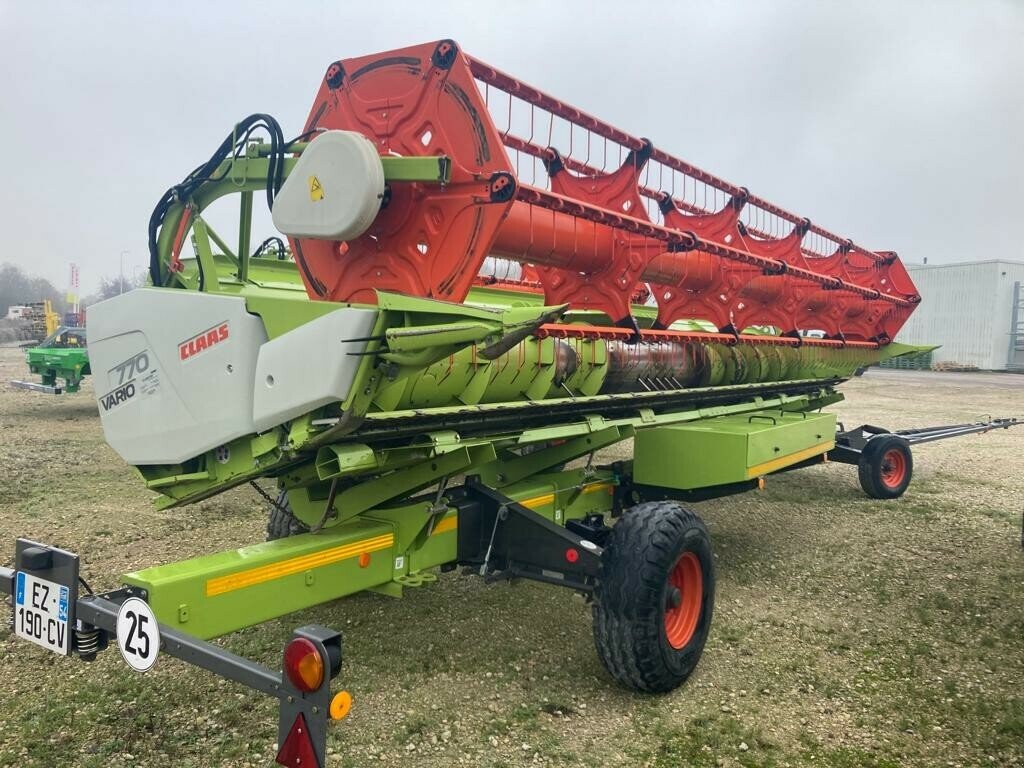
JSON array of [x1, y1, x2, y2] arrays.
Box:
[[116, 597, 161, 672]]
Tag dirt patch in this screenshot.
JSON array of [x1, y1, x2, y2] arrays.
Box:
[[1, 351, 1022, 767]]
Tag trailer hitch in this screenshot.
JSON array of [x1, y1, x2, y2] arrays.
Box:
[[831, 417, 1023, 461], [2, 539, 348, 768]]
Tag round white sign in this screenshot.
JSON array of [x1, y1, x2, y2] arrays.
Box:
[[116, 597, 161, 672]]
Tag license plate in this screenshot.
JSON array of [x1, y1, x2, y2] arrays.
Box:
[[14, 571, 71, 654]]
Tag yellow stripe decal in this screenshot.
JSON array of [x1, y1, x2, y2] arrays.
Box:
[[205, 533, 394, 597], [746, 442, 833, 479], [520, 492, 555, 509], [430, 516, 458, 536], [518, 482, 613, 510]]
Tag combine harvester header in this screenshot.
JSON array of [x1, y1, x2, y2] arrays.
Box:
[[5, 40, 1016, 767]]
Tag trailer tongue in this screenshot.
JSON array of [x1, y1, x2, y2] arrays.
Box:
[[4, 40, 1021, 766]]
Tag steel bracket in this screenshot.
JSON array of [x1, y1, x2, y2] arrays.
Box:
[[455, 479, 602, 593]]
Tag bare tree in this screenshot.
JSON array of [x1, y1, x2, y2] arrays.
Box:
[[0, 263, 64, 318], [80, 272, 148, 308]]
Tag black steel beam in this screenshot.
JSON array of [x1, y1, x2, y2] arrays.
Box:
[[455, 479, 603, 592], [629, 479, 761, 504], [73, 593, 284, 698], [834, 418, 1022, 457], [897, 419, 1022, 445]]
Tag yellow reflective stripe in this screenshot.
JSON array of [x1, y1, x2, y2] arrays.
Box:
[[746, 442, 832, 478], [430, 516, 458, 536], [520, 492, 555, 509], [518, 482, 612, 510], [205, 534, 394, 597]]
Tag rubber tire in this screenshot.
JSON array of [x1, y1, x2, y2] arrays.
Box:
[[592, 501, 715, 693], [858, 435, 913, 499], [266, 490, 310, 541]]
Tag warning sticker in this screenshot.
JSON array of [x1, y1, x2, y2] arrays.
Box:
[[308, 175, 324, 202]]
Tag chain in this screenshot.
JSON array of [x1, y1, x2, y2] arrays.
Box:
[[249, 481, 290, 516]]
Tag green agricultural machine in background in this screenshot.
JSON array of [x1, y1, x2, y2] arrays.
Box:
[[4, 41, 1020, 767], [11, 325, 90, 394]]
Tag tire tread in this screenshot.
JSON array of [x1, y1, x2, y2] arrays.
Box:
[[266, 490, 309, 540], [858, 435, 913, 499], [592, 501, 714, 693]]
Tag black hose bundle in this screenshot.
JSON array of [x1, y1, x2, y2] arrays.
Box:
[[252, 236, 287, 260], [147, 114, 287, 287]]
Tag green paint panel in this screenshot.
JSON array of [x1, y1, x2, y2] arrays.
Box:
[[380, 155, 452, 183], [123, 518, 394, 639], [407, 515, 459, 573], [633, 410, 837, 490], [501, 470, 619, 525]]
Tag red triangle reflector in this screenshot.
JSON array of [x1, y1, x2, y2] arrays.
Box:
[[275, 712, 320, 768]]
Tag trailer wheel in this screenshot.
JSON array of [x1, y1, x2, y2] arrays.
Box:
[[266, 490, 310, 541], [858, 435, 913, 499], [592, 501, 715, 693]]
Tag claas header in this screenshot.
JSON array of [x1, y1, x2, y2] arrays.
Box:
[[6, 40, 1016, 768]]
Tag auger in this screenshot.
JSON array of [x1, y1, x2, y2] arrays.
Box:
[[4, 40, 1019, 767]]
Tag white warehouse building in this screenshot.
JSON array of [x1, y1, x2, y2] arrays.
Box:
[[894, 260, 1024, 371]]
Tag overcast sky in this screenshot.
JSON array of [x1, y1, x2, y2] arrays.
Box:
[[1, 0, 1021, 294]]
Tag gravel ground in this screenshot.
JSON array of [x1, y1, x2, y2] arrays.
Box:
[[0, 347, 1022, 768]]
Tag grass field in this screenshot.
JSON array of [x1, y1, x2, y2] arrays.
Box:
[[1, 346, 1022, 768]]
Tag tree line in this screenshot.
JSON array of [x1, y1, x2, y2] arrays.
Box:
[[0, 263, 147, 319], [0, 263, 65, 318]]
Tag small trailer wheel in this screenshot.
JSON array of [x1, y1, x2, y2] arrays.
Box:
[[858, 435, 913, 499], [592, 501, 715, 693], [266, 490, 310, 541]]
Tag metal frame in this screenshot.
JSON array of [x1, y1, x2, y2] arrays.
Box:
[[10, 380, 64, 395], [294, 39, 920, 338], [455, 479, 604, 593], [829, 418, 1022, 464]]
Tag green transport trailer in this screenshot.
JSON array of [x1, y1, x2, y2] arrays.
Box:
[[12, 325, 90, 394], [3, 41, 1021, 767]]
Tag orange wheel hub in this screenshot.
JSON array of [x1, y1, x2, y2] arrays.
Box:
[[880, 448, 907, 489], [664, 552, 703, 649]]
